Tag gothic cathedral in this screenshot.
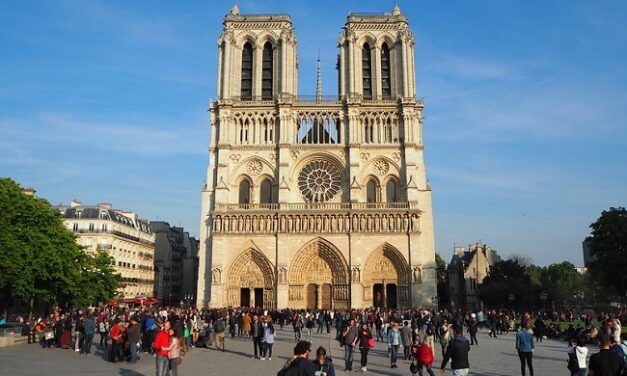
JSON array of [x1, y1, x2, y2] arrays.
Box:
[[197, 5, 436, 310]]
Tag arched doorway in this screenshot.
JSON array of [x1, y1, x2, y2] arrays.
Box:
[[363, 244, 410, 308], [289, 237, 349, 309], [225, 248, 275, 309]]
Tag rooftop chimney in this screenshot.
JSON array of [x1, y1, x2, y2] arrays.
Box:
[[99, 202, 112, 209], [70, 199, 82, 208]]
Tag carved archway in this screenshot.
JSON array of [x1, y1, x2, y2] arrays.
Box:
[[288, 237, 349, 309], [225, 248, 275, 309], [362, 243, 410, 308]]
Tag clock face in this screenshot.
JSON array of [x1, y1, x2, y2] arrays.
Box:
[[298, 159, 341, 203]]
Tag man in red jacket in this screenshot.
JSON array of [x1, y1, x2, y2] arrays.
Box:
[[153, 321, 171, 376]]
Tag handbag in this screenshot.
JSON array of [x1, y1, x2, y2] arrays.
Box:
[[409, 359, 419, 374], [44, 330, 54, 340], [367, 337, 375, 348]]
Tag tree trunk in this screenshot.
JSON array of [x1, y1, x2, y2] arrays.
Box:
[[28, 297, 35, 320]]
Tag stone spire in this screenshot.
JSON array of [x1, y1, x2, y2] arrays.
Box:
[[392, 2, 401, 16], [315, 49, 322, 101], [230, 4, 240, 15]]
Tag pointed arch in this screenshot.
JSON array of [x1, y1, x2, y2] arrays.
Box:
[[362, 243, 410, 307], [261, 42, 273, 100], [288, 237, 349, 309], [241, 41, 253, 100], [225, 248, 275, 309], [362, 42, 373, 100], [381, 42, 391, 99]]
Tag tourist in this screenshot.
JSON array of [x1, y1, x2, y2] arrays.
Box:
[[261, 318, 275, 360], [533, 316, 545, 343], [97, 314, 109, 349], [305, 315, 315, 342], [153, 321, 171, 376], [164, 327, 181, 376], [567, 336, 588, 376], [357, 322, 373, 372], [126, 316, 141, 363], [213, 316, 226, 352], [387, 321, 402, 369], [515, 322, 535, 376], [342, 318, 359, 371], [108, 319, 125, 363], [81, 313, 96, 355], [588, 333, 624, 376], [243, 312, 251, 340], [468, 315, 478, 346], [61, 313, 72, 349], [411, 336, 435, 376], [402, 320, 413, 360], [312, 346, 335, 376], [293, 313, 303, 341], [439, 320, 452, 355], [279, 340, 315, 376], [488, 310, 498, 338], [74, 310, 84, 352], [439, 325, 470, 376], [252, 315, 264, 358]]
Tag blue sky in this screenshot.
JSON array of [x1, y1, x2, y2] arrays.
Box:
[[1, 1, 626, 266]]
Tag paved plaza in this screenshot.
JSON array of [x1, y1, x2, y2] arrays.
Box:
[[0, 328, 585, 376]]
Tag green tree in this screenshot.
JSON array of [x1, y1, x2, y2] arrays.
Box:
[[539, 261, 582, 304], [586, 207, 627, 299], [0, 178, 119, 316], [435, 253, 449, 306], [478, 258, 536, 307], [85, 251, 121, 305]]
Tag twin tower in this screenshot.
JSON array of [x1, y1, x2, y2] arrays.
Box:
[[197, 5, 437, 310]]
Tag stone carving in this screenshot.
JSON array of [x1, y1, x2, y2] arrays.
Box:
[[230, 154, 241, 163], [360, 152, 370, 161], [412, 266, 422, 283], [352, 267, 361, 283], [290, 149, 300, 160], [211, 268, 222, 284], [392, 152, 401, 161], [298, 160, 342, 202], [247, 159, 263, 175], [373, 158, 390, 176], [278, 267, 287, 284]]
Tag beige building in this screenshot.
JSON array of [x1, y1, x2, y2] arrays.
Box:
[[197, 5, 436, 310], [58, 200, 155, 299], [448, 242, 496, 310]]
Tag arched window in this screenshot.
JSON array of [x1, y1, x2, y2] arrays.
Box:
[[386, 178, 400, 202], [238, 179, 251, 205], [262, 42, 273, 100], [366, 178, 379, 203], [260, 179, 273, 204], [241, 42, 253, 100], [381, 43, 391, 99], [362, 43, 372, 100]]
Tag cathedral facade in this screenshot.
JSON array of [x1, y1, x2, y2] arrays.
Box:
[[197, 5, 436, 310]]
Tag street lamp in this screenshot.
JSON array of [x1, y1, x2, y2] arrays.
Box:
[[540, 292, 548, 313]]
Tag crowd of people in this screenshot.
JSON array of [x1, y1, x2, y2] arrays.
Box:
[[7, 305, 626, 375]]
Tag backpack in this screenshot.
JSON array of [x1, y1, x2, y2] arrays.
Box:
[[277, 358, 303, 376], [425, 323, 434, 337]]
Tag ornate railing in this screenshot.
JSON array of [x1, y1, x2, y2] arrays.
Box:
[[214, 201, 418, 212]]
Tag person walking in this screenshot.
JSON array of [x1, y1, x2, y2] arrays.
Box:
[[468, 316, 479, 346], [108, 319, 125, 363], [213, 316, 226, 352], [515, 322, 535, 376], [402, 321, 413, 360], [242, 312, 251, 340], [262, 319, 275, 360], [342, 318, 359, 371], [98, 316, 109, 350], [312, 346, 336, 376], [439, 320, 452, 356], [588, 333, 624, 376], [439, 325, 470, 376], [357, 322, 373, 372], [567, 337, 588, 376], [306, 316, 315, 342], [153, 321, 171, 376], [411, 336, 435, 376], [387, 321, 403, 369]]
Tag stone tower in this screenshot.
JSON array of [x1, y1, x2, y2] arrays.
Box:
[[197, 5, 436, 310]]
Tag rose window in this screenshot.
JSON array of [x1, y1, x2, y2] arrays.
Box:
[[298, 160, 341, 202]]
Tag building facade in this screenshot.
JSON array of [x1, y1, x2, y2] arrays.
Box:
[[197, 5, 436, 309], [448, 242, 496, 311], [182, 232, 200, 306], [58, 200, 155, 298]]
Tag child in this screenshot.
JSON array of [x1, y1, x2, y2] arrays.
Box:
[[410, 336, 435, 376]]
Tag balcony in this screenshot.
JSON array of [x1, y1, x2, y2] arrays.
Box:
[[214, 201, 418, 212]]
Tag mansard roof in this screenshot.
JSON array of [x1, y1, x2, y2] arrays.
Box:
[[57, 205, 153, 234]]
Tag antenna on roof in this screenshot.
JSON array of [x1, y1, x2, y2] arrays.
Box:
[[315, 48, 322, 101]]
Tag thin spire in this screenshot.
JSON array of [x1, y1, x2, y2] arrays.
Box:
[[315, 49, 322, 101]]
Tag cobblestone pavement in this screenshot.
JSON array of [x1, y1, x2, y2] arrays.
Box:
[[0, 329, 586, 375]]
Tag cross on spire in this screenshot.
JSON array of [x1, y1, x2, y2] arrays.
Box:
[[315, 49, 322, 101]]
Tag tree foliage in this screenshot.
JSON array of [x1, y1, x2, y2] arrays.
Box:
[[0, 178, 120, 314], [586, 207, 627, 299]]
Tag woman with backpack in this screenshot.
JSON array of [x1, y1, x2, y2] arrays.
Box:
[[439, 320, 451, 355], [357, 322, 374, 372], [566, 336, 588, 376], [410, 336, 435, 376], [262, 319, 275, 360], [312, 346, 336, 376]]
